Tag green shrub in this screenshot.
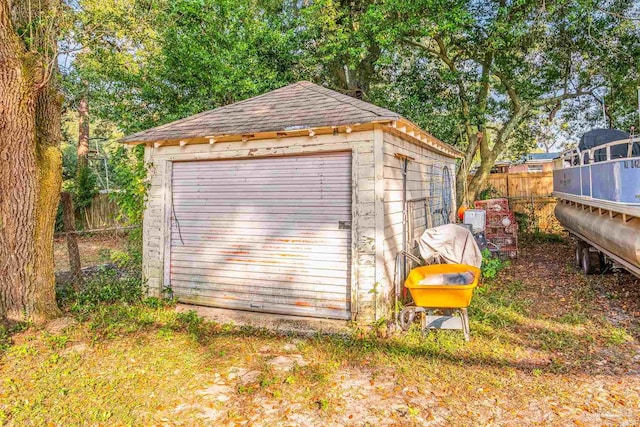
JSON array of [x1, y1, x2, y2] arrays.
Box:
[[478, 184, 502, 200], [481, 249, 509, 280], [142, 297, 172, 309], [0, 322, 29, 352], [514, 212, 533, 232], [74, 163, 99, 212], [109, 144, 148, 226], [110, 250, 133, 269], [174, 310, 203, 330], [0, 327, 11, 352], [58, 267, 146, 316], [168, 310, 210, 338], [86, 304, 157, 338]]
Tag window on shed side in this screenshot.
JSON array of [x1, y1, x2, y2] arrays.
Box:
[[429, 164, 453, 226]]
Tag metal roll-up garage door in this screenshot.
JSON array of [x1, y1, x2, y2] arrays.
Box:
[[169, 152, 352, 319]]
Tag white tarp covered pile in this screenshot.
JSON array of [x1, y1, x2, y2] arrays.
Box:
[[418, 224, 482, 268]]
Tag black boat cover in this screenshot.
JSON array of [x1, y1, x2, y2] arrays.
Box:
[[579, 129, 639, 161]]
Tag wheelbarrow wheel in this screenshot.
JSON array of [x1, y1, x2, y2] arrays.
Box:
[[399, 308, 415, 331]]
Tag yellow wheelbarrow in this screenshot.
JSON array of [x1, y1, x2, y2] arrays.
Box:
[[400, 264, 481, 341]]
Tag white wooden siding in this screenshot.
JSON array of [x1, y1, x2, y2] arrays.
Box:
[[141, 129, 457, 323], [379, 131, 457, 315], [168, 152, 352, 319], [142, 133, 377, 320]]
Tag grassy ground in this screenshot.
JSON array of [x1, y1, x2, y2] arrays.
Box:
[[1, 236, 639, 426]]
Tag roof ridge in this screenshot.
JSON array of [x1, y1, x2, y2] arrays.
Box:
[[119, 81, 461, 155], [298, 82, 397, 119]]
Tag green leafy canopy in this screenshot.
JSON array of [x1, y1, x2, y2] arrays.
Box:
[[66, 0, 640, 207]]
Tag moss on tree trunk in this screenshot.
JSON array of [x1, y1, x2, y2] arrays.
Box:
[[0, 0, 62, 323]]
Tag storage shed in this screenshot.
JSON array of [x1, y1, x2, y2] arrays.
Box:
[[121, 81, 463, 322]]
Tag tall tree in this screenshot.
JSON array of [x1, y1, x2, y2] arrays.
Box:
[[72, 0, 639, 207], [75, 85, 97, 219], [364, 0, 640, 203], [77, 92, 90, 164], [72, 0, 298, 134], [0, 0, 64, 322], [294, 0, 382, 95]]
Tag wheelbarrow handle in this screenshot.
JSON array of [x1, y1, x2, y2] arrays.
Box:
[[399, 250, 423, 266]]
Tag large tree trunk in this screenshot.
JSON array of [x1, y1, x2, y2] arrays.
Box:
[[33, 85, 63, 321], [455, 157, 469, 208], [468, 133, 502, 203], [0, 0, 62, 322], [0, 1, 39, 321], [467, 158, 493, 202], [455, 132, 480, 207]]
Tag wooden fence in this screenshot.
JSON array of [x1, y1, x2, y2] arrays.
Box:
[[481, 172, 553, 197], [78, 193, 125, 230], [471, 172, 560, 232]]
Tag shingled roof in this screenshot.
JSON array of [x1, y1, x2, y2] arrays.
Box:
[[120, 81, 400, 143], [119, 81, 462, 158]]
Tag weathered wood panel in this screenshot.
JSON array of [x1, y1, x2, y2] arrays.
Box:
[[479, 173, 509, 196], [143, 133, 377, 320], [169, 152, 353, 320], [379, 131, 458, 317], [508, 172, 553, 197], [142, 129, 455, 322]]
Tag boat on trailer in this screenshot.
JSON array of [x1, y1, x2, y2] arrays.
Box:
[[553, 129, 640, 278]]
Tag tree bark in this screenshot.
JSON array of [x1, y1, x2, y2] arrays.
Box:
[[0, 0, 62, 322], [467, 133, 496, 203], [77, 94, 89, 166], [455, 132, 480, 207], [467, 105, 529, 202], [0, 1, 39, 321], [468, 155, 494, 201], [33, 84, 63, 320]]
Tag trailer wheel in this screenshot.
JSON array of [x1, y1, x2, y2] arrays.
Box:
[[575, 240, 587, 268], [581, 247, 600, 275]]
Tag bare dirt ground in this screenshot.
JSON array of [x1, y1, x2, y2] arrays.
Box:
[[54, 233, 128, 272], [1, 236, 639, 426], [511, 235, 640, 344]]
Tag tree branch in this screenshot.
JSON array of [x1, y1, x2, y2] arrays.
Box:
[[401, 37, 440, 56], [475, 50, 494, 125], [472, 68, 529, 191], [493, 70, 522, 112], [401, 34, 476, 154], [533, 88, 596, 107], [431, 35, 475, 144]]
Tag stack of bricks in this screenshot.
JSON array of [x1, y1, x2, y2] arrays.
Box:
[[474, 198, 519, 259]]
